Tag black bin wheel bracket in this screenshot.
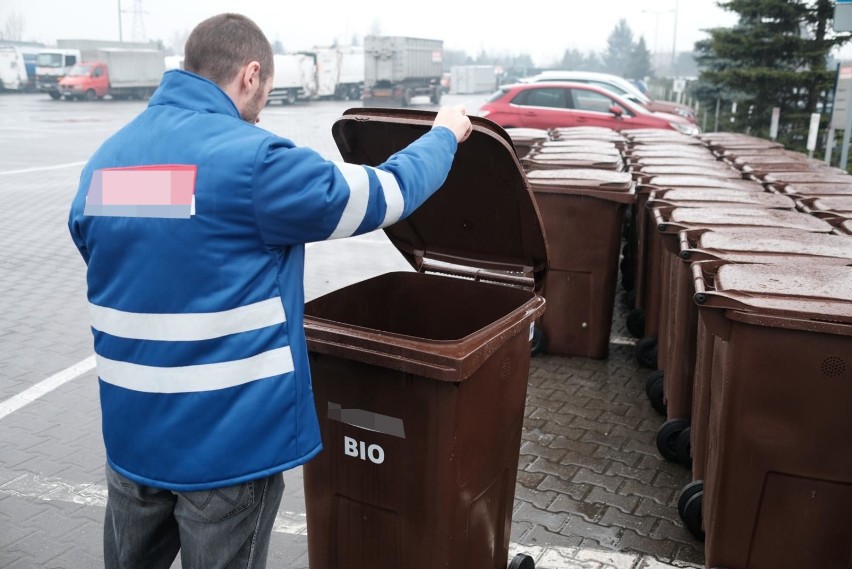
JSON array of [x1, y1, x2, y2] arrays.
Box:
[[656, 418, 689, 462], [508, 553, 535, 569]]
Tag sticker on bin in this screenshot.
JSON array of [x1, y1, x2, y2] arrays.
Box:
[[328, 402, 405, 438]]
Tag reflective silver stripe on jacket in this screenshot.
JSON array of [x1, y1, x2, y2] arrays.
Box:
[[329, 161, 403, 239], [89, 297, 286, 341], [96, 346, 295, 393]]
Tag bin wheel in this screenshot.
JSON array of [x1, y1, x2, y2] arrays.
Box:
[[634, 336, 657, 369], [678, 480, 704, 519], [626, 308, 645, 338], [675, 426, 692, 467], [681, 491, 705, 541], [624, 288, 636, 309], [645, 370, 666, 416], [508, 553, 535, 569], [531, 325, 546, 357], [656, 419, 689, 462]]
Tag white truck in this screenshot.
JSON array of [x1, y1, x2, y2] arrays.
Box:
[[57, 49, 165, 101], [268, 53, 317, 104], [303, 46, 364, 100], [450, 65, 497, 95], [36, 39, 160, 100], [0, 44, 43, 91], [363, 36, 443, 107]]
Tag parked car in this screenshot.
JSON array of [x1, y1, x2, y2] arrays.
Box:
[[526, 70, 696, 123], [477, 81, 701, 135]]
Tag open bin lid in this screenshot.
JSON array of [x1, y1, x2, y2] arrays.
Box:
[[526, 168, 635, 203], [331, 108, 548, 289], [694, 263, 852, 328], [681, 228, 852, 264]]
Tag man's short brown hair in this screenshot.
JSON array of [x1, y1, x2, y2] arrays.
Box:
[[184, 13, 274, 87]]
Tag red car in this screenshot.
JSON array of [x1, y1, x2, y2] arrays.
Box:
[[477, 82, 701, 135]]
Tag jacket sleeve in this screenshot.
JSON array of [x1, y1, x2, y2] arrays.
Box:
[[251, 126, 458, 247]]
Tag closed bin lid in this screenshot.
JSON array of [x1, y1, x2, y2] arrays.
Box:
[[504, 127, 551, 142], [637, 166, 743, 179], [526, 169, 634, 203], [630, 158, 729, 169], [642, 175, 764, 192], [652, 188, 795, 208], [627, 147, 713, 157], [685, 229, 852, 264], [522, 152, 624, 170], [775, 183, 852, 197], [664, 207, 834, 233], [331, 108, 548, 288], [703, 264, 852, 325], [761, 171, 851, 186], [802, 196, 852, 215]]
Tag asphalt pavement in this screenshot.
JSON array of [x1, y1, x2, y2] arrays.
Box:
[[0, 91, 702, 569]]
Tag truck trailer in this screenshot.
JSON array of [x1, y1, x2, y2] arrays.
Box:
[[305, 45, 364, 100], [36, 39, 160, 100], [363, 36, 443, 107], [268, 53, 317, 104], [57, 48, 165, 100]]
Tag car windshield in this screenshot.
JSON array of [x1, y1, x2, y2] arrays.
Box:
[[68, 65, 94, 77], [486, 87, 511, 102], [36, 53, 63, 67]]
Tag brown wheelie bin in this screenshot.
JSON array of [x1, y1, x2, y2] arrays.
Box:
[[644, 207, 832, 375], [689, 263, 852, 569], [524, 168, 634, 358], [629, 176, 765, 363], [302, 109, 548, 569], [672, 231, 852, 542], [504, 127, 551, 159], [643, 202, 817, 417]]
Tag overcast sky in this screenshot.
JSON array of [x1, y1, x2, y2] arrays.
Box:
[[4, 0, 739, 66]]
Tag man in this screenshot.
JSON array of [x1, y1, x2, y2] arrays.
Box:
[[67, 13, 471, 569]]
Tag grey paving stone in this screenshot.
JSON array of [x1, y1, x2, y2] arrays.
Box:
[[586, 487, 640, 516], [572, 469, 623, 493]]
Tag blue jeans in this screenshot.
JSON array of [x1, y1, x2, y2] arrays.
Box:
[[104, 463, 285, 569]]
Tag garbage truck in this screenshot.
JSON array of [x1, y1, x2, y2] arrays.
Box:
[[362, 35, 443, 106]]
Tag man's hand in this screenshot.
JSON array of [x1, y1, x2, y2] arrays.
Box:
[[433, 104, 473, 144]]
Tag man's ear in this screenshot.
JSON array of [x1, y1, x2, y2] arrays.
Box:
[[242, 61, 262, 93]]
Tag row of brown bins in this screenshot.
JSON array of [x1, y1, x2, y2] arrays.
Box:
[[300, 110, 548, 569], [625, 130, 852, 569], [512, 126, 636, 359]]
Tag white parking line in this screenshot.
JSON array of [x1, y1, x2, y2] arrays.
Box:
[[0, 161, 87, 176], [0, 356, 96, 420], [0, 473, 697, 569]]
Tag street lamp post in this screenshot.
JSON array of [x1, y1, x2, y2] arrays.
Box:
[[671, 0, 680, 71], [118, 0, 123, 42]]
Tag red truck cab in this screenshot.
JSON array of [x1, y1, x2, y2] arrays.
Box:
[[58, 62, 108, 100]]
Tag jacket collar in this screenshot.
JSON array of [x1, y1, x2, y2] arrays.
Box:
[[148, 69, 241, 119]]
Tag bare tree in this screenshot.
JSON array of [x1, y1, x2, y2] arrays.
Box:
[[2, 12, 25, 41]]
